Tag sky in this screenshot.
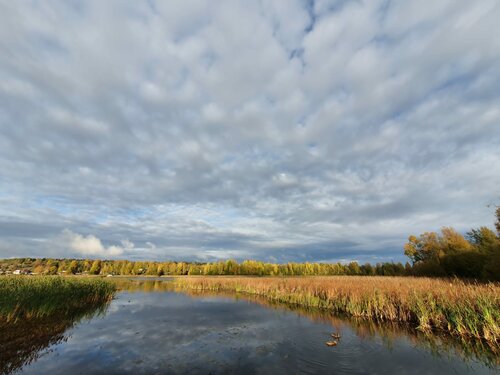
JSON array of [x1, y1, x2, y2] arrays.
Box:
[[1, 0, 499, 264]]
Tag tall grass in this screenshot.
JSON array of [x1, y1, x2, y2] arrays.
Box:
[[0, 276, 116, 322], [181, 288, 499, 367], [175, 276, 500, 347]]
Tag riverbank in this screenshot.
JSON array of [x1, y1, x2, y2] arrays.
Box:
[[174, 276, 500, 347], [0, 276, 116, 322]]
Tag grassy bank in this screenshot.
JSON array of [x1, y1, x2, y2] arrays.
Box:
[[0, 276, 116, 322], [175, 276, 500, 346]]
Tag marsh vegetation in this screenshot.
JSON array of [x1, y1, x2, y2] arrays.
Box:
[[0, 276, 115, 322], [0, 278, 497, 374], [0, 277, 115, 374], [182, 287, 500, 368], [175, 276, 500, 348]]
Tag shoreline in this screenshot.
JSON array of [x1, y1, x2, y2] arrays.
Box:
[[173, 275, 500, 348]]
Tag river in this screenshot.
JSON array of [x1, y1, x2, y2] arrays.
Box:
[[2, 279, 498, 374]]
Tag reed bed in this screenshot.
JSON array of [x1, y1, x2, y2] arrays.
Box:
[[182, 288, 499, 367], [0, 276, 116, 322], [175, 276, 500, 346]]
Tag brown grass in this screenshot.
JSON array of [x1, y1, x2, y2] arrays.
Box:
[[175, 276, 500, 348]]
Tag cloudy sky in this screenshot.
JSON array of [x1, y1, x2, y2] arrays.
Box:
[[1, 1, 499, 263]]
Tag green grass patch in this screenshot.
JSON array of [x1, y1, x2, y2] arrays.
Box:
[[0, 276, 116, 322]]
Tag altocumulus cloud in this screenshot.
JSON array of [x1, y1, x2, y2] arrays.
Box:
[[0, 1, 499, 263]]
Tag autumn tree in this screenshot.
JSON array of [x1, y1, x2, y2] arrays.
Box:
[[45, 260, 58, 275], [404, 232, 441, 265], [404, 209, 500, 280], [68, 260, 79, 274], [89, 260, 102, 275], [439, 227, 472, 254]]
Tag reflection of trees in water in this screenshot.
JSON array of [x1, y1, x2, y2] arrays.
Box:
[[111, 278, 175, 293], [181, 288, 500, 369], [342, 318, 499, 369], [20, 279, 492, 372], [110, 279, 500, 368], [0, 303, 110, 375]]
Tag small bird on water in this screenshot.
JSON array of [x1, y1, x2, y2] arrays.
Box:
[[325, 341, 338, 347], [331, 332, 341, 340]]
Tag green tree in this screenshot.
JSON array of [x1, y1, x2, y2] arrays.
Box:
[[495, 207, 500, 234], [361, 263, 375, 276], [467, 227, 498, 254], [224, 259, 238, 275], [482, 208, 500, 280], [347, 261, 360, 275], [404, 262, 413, 276], [483, 249, 500, 281]]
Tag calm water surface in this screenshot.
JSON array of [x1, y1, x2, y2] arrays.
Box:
[[3, 279, 499, 374]]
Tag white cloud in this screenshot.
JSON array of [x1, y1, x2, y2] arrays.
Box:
[[0, 1, 499, 263], [60, 229, 125, 257]]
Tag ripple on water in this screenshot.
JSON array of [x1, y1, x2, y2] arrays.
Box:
[[6, 283, 499, 375]]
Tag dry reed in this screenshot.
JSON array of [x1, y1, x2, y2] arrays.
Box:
[[175, 276, 500, 346]]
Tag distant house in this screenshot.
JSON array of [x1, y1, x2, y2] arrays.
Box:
[[12, 269, 31, 275]]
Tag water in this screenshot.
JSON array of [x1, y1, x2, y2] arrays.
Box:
[[2, 279, 498, 374]]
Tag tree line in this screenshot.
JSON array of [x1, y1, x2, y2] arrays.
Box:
[[1, 208, 498, 280], [404, 207, 500, 280], [0, 257, 411, 277]]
